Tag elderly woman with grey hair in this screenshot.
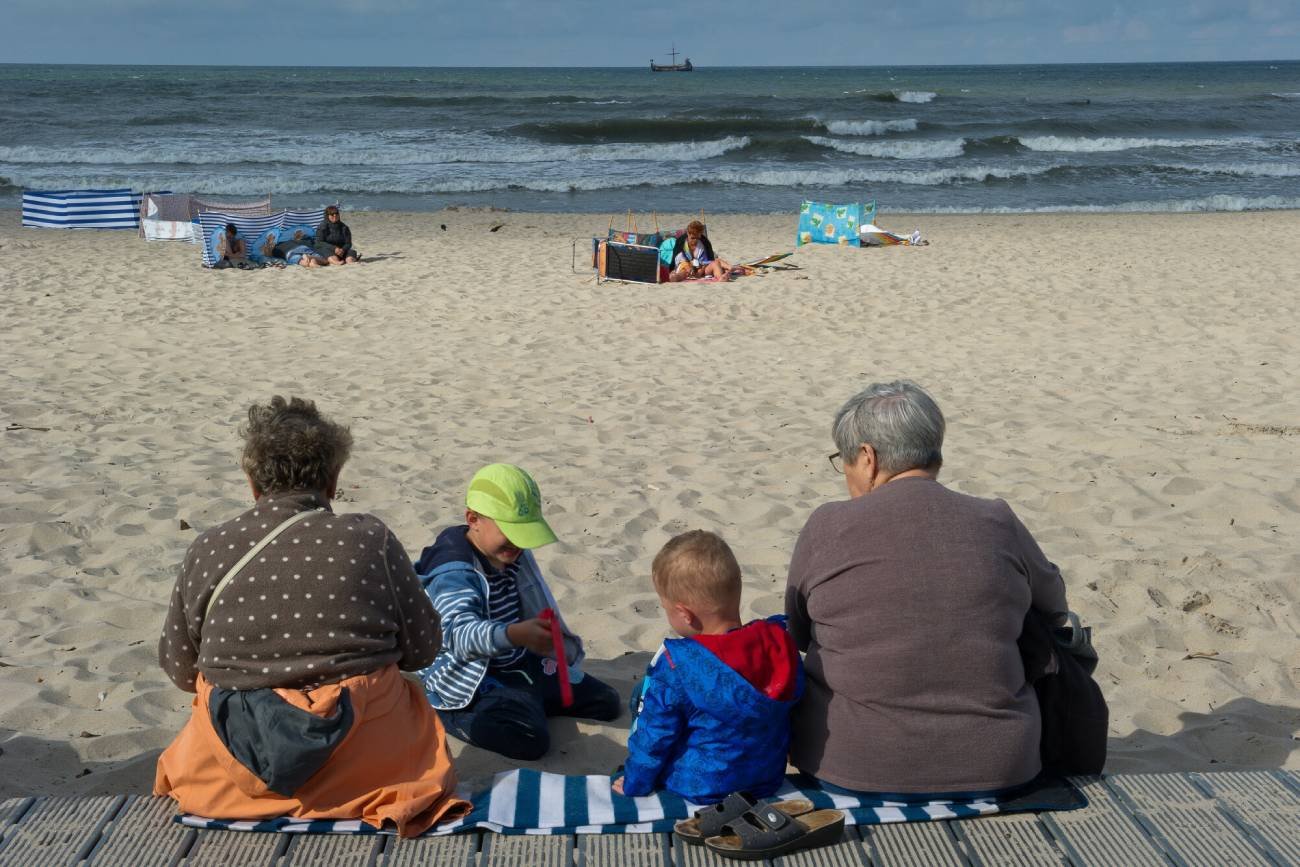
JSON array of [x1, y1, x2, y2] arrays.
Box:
[[155, 396, 467, 836], [785, 381, 1070, 797]]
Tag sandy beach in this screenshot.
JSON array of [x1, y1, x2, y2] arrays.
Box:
[[0, 206, 1296, 799]]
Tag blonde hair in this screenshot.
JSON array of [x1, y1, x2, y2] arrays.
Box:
[[652, 530, 741, 612]]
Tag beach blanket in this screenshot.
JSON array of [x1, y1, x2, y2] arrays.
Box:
[[176, 769, 1085, 836]]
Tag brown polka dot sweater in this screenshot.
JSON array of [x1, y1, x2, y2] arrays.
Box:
[[158, 490, 441, 692]]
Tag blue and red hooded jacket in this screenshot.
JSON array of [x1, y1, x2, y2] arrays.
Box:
[[621, 616, 803, 803]]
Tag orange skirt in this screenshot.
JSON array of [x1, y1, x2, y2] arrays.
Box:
[[155, 665, 469, 837]]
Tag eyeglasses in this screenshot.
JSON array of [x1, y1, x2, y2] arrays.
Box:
[[828, 452, 844, 474]]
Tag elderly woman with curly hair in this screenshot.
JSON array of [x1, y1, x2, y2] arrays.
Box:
[[786, 381, 1073, 799], [155, 396, 468, 836]]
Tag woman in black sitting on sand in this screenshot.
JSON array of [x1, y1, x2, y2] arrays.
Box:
[[315, 205, 360, 265]]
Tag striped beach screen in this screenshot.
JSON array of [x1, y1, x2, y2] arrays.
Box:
[[196, 207, 328, 267], [22, 188, 147, 229]]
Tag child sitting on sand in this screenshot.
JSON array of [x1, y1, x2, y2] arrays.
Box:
[[613, 530, 803, 803], [415, 463, 621, 760]]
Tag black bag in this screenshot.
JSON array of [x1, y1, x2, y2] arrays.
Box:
[[1019, 610, 1108, 775]]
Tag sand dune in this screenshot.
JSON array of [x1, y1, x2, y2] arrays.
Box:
[[0, 207, 1296, 796]]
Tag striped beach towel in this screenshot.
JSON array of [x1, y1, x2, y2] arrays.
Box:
[[22, 188, 149, 229], [176, 769, 1085, 836]]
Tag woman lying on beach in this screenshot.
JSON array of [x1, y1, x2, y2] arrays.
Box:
[[154, 396, 468, 836], [786, 381, 1073, 798], [260, 230, 330, 268], [670, 220, 732, 281]]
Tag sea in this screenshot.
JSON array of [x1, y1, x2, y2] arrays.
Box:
[[2, 62, 1299, 214]]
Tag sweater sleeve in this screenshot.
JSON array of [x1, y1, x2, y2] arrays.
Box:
[[1005, 503, 1069, 621], [621, 652, 688, 796], [158, 551, 201, 692], [382, 529, 442, 670], [784, 515, 818, 652], [427, 565, 514, 662]]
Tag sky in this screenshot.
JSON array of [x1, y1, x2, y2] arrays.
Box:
[[5, 0, 1299, 67]]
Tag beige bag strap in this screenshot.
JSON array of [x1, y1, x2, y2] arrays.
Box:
[[203, 508, 321, 621]]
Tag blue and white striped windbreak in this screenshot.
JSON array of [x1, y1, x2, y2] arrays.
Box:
[[22, 188, 149, 229], [197, 207, 327, 268]]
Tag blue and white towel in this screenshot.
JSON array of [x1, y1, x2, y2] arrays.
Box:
[[176, 769, 1085, 836]]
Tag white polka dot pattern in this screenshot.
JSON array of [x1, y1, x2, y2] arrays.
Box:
[[158, 490, 441, 691]]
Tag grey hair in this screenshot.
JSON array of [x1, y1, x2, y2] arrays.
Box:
[[239, 396, 353, 494], [832, 381, 945, 475]]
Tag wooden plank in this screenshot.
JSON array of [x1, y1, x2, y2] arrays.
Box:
[[1107, 773, 1273, 867], [1189, 771, 1300, 866], [0, 795, 124, 867], [772, 826, 869, 866], [86, 796, 194, 867], [282, 832, 383, 866], [672, 833, 746, 867], [481, 833, 572, 867], [180, 828, 287, 866], [952, 814, 1067, 866], [578, 832, 671, 866], [379, 831, 478, 866], [1037, 776, 1168, 867], [859, 821, 967, 867]]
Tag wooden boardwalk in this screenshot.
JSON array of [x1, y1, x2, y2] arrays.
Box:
[[1, 771, 1296, 866]]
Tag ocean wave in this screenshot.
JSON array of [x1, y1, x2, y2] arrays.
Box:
[[1268, 92, 1300, 99], [910, 195, 1300, 214], [510, 116, 825, 142], [824, 119, 920, 136], [854, 90, 938, 103], [0, 135, 752, 167], [710, 164, 1057, 187], [1154, 161, 1300, 178], [804, 136, 965, 159], [1019, 135, 1261, 152]]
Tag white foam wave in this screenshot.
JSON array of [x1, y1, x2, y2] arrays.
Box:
[[824, 119, 919, 136], [1019, 135, 1258, 153], [1155, 161, 1300, 178], [711, 164, 1055, 187], [1270, 92, 1300, 98], [896, 91, 937, 103], [0, 135, 751, 168], [805, 136, 965, 159], [908, 195, 1300, 214]]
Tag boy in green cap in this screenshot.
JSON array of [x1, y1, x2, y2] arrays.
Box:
[[414, 464, 621, 760]]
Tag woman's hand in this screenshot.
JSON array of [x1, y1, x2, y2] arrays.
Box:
[[611, 776, 625, 795]]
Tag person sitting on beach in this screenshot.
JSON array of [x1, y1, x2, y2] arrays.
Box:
[[315, 205, 360, 265], [670, 220, 731, 282], [215, 223, 251, 269], [154, 396, 468, 837], [414, 463, 621, 761], [613, 530, 802, 803], [785, 381, 1073, 798]]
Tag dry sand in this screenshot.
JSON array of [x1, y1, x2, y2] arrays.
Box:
[[0, 207, 1296, 798]]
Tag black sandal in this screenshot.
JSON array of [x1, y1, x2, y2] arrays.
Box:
[[704, 805, 846, 861], [673, 792, 813, 846]]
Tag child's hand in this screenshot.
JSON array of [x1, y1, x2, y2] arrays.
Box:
[[611, 776, 625, 795], [506, 618, 554, 655]]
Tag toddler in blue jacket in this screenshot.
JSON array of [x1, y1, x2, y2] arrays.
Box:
[[613, 530, 803, 803]]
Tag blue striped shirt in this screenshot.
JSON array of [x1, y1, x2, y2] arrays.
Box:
[[481, 558, 526, 670]]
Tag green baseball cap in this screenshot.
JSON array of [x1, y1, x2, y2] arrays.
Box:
[[465, 463, 557, 549]]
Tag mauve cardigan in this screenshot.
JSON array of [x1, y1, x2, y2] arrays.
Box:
[[785, 477, 1068, 794]]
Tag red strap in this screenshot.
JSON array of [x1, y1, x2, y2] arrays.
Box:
[[539, 608, 573, 707]]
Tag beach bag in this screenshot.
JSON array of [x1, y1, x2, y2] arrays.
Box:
[[1019, 610, 1108, 775]]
